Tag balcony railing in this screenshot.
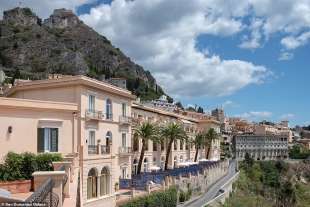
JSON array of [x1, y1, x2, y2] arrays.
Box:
[[88, 145, 97, 155], [119, 146, 132, 154], [105, 113, 113, 121], [85, 110, 104, 120], [101, 145, 110, 154], [119, 116, 132, 125]]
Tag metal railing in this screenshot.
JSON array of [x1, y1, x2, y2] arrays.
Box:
[[88, 145, 97, 155], [119, 146, 132, 154], [119, 116, 132, 124], [85, 110, 104, 120], [59, 165, 68, 203], [105, 113, 113, 121], [25, 178, 59, 207], [101, 145, 110, 154]]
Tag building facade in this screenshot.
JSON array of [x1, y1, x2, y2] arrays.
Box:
[[5, 75, 135, 207], [0, 75, 222, 207], [234, 134, 288, 160]]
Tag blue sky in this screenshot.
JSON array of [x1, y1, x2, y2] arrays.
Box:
[[1, 0, 309, 126]]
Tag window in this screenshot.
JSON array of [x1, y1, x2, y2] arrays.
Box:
[[106, 131, 112, 153], [133, 159, 138, 175], [174, 140, 178, 150], [87, 168, 97, 199], [143, 158, 148, 172], [100, 167, 110, 196], [174, 156, 178, 168], [106, 99, 112, 120], [180, 140, 184, 150], [37, 128, 58, 152], [122, 133, 126, 148], [121, 168, 127, 179], [122, 103, 126, 117], [88, 95, 95, 112], [89, 131, 96, 146], [153, 141, 157, 151]]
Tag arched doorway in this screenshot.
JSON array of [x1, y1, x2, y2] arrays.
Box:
[[100, 167, 110, 196], [87, 168, 98, 199]]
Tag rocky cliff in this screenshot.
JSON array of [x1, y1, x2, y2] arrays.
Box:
[[0, 7, 167, 101]]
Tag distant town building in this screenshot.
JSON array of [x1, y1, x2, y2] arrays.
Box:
[[234, 134, 288, 160], [211, 108, 225, 123], [109, 78, 127, 90], [254, 121, 293, 143], [144, 95, 177, 112]]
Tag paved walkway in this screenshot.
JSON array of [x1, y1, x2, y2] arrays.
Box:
[[181, 160, 237, 207]]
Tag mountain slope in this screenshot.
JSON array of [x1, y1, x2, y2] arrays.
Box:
[[0, 7, 168, 101]]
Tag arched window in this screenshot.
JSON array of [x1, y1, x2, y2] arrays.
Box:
[[100, 167, 110, 196], [133, 159, 138, 175], [174, 156, 178, 168], [87, 168, 98, 199], [106, 131, 112, 153], [106, 99, 112, 120], [174, 140, 178, 150], [143, 158, 148, 172]]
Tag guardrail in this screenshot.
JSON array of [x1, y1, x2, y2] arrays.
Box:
[[25, 178, 59, 207]]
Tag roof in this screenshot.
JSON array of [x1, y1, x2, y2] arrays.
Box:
[[133, 103, 198, 123], [5, 75, 136, 100], [0, 97, 78, 112]]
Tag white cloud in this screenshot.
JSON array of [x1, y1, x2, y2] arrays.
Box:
[[239, 18, 264, 49], [80, 0, 270, 98], [281, 31, 310, 50], [278, 52, 294, 61], [237, 111, 272, 121], [280, 113, 295, 120]]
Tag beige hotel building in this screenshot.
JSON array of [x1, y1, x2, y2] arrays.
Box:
[[0, 75, 221, 207]]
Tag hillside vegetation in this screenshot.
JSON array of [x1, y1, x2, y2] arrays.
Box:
[[223, 155, 310, 207], [0, 7, 167, 100]]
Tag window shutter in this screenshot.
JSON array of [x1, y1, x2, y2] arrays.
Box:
[[51, 128, 58, 152], [37, 128, 44, 152]]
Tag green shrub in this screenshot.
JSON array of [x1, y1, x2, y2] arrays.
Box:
[[21, 152, 38, 179], [179, 190, 186, 203], [120, 187, 177, 207], [36, 153, 62, 171], [0, 152, 62, 182]]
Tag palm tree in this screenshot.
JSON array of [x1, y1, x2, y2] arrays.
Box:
[[193, 133, 205, 162], [134, 122, 159, 174], [160, 122, 187, 170], [205, 128, 218, 159]]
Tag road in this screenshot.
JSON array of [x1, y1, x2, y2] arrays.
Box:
[[182, 160, 237, 207]]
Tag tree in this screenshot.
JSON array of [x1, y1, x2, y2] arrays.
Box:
[[160, 122, 187, 170], [205, 128, 218, 159], [197, 106, 204, 114], [134, 122, 159, 174], [175, 101, 184, 110], [193, 133, 205, 162]]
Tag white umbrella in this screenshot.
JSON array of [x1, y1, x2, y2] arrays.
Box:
[[149, 166, 161, 171]]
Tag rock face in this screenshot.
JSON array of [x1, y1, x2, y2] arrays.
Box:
[[0, 7, 165, 100]]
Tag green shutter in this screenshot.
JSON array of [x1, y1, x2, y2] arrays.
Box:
[[51, 128, 58, 152], [37, 128, 44, 152]]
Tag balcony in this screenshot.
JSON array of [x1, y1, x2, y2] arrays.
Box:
[[101, 145, 110, 154], [119, 146, 132, 155], [85, 110, 104, 120], [88, 145, 98, 155], [119, 116, 132, 125], [105, 113, 113, 121]]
